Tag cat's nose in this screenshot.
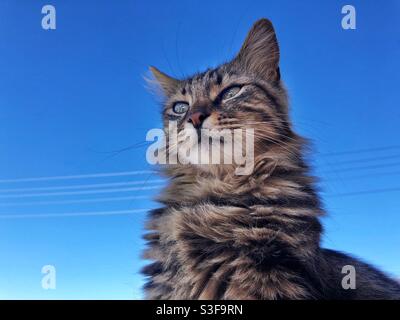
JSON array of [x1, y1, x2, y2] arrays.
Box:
[[188, 111, 208, 129]]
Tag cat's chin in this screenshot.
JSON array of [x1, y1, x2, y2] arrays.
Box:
[[169, 152, 252, 178], [170, 137, 255, 176], [189, 163, 241, 177]]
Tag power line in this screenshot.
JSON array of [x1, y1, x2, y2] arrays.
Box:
[[0, 185, 163, 199], [0, 195, 153, 207], [1, 186, 399, 216], [326, 186, 400, 198], [323, 170, 400, 182], [321, 161, 400, 175], [0, 179, 164, 193], [319, 154, 400, 166], [0, 208, 152, 219], [2, 186, 400, 219], [319, 145, 400, 157], [0, 170, 156, 184]]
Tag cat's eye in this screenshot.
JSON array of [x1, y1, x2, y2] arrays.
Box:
[[172, 102, 189, 114], [221, 85, 242, 101]]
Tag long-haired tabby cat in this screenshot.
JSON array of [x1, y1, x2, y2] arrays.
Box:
[[142, 19, 400, 299]]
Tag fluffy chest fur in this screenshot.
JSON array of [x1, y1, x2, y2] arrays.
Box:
[[142, 162, 327, 300]]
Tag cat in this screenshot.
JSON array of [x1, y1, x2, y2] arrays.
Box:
[[142, 18, 400, 299]]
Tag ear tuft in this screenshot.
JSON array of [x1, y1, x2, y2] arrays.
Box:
[[148, 66, 180, 96], [235, 18, 280, 81]]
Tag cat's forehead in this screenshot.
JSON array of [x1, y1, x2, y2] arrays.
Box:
[[184, 68, 225, 93], [170, 65, 243, 102]]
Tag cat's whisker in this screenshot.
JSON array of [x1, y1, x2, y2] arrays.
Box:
[[246, 132, 301, 160]]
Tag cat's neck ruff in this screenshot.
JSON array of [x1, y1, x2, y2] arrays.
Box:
[[157, 147, 324, 220]]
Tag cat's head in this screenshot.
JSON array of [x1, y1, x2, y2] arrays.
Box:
[[149, 19, 296, 176]]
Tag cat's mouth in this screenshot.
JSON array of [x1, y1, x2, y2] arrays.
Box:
[[200, 129, 229, 145], [198, 136, 225, 148], [175, 126, 232, 156]]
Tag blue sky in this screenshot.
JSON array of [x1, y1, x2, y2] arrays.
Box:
[[0, 0, 399, 299]]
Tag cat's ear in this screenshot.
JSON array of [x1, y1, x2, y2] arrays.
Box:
[[235, 19, 280, 81], [148, 66, 180, 96]]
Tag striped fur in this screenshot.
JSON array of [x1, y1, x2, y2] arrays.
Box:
[[142, 19, 400, 299]]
